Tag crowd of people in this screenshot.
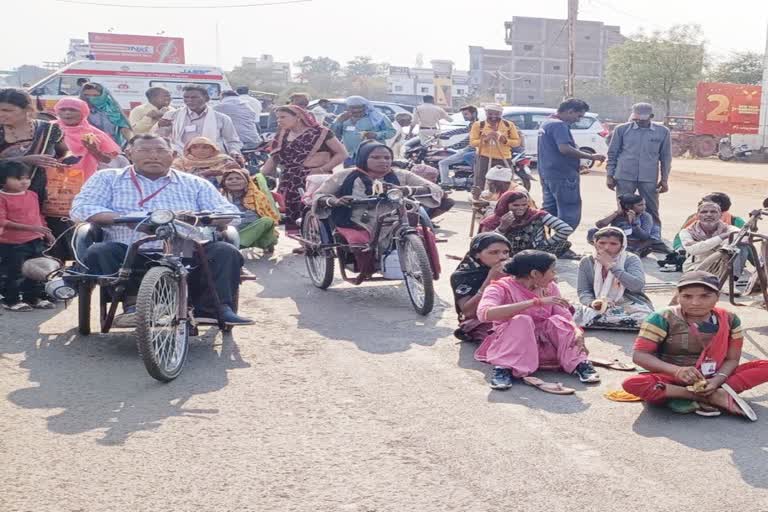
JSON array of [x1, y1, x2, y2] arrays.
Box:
[[0, 83, 766, 421]]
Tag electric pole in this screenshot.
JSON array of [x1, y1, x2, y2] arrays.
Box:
[[566, 0, 578, 97]]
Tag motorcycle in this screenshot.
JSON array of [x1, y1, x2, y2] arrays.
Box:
[[242, 139, 272, 175], [718, 138, 754, 162]]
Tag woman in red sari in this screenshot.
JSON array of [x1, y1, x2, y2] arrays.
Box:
[[262, 105, 347, 233]]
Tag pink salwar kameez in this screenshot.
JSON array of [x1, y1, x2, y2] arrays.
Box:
[[475, 277, 588, 378]]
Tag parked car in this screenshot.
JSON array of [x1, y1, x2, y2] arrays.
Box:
[[307, 98, 413, 123], [433, 106, 610, 161]]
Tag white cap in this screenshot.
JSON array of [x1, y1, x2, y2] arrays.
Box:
[[486, 165, 513, 182]]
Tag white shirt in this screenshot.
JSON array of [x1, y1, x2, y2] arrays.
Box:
[[239, 94, 263, 116], [412, 103, 451, 129]]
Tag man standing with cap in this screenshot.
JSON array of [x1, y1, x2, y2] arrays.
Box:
[[469, 104, 521, 196], [606, 102, 672, 226], [410, 95, 451, 144]]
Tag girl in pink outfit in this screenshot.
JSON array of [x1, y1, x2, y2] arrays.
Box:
[[475, 250, 600, 391]]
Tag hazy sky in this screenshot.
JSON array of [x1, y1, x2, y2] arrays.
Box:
[[3, 0, 767, 71]]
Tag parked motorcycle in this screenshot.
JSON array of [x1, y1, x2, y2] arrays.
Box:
[[718, 137, 753, 162]]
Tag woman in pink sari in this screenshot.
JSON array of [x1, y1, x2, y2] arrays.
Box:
[[476, 250, 600, 392]]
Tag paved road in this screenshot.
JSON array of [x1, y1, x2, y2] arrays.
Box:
[[3, 159, 768, 511]]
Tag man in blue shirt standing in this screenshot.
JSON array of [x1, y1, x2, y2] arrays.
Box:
[[331, 96, 396, 167], [537, 99, 606, 246]]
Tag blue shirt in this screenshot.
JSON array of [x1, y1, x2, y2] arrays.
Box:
[[70, 166, 239, 246], [611, 211, 661, 241], [331, 115, 396, 158], [537, 118, 579, 180]]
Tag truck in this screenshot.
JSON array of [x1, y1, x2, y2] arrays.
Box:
[[666, 81, 762, 159]]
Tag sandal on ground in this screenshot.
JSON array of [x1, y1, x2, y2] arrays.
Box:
[[240, 268, 257, 281], [721, 384, 758, 422], [590, 357, 637, 372], [292, 247, 306, 255], [3, 302, 33, 312], [523, 376, 575, 395], [694, 403, 722, 417], [32, 299, 56, 310]]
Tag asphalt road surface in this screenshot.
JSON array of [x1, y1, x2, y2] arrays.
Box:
[[3, 159, 768, 511]]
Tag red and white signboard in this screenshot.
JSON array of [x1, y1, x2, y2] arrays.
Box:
[[87, 33, 186, 64]]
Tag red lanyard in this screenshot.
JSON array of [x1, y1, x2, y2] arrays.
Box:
[[129, 167, 171, 208]]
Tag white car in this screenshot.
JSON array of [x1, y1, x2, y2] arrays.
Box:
[[435, 106, 609, 160]]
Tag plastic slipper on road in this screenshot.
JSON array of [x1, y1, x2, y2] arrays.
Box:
[[694, 403, 722, 417], [604, 390, 642, 402], [523, 376, 575, 395], [590, 357, 637, 372], [721, 384, 758, 422]]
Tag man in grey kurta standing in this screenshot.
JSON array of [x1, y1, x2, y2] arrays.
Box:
[[606, 103, 672, 226]]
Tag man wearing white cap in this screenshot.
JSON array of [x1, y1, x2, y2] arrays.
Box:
[[469, 104, 521, 195], [606, 102, 672, 226]]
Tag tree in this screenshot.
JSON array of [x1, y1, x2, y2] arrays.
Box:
[[345, 56, 381, 78], [294, 56, 342, 96], [342, 57, 389, 99], [226, 65, 286, 94], [708, 51, 764, 85], [607, 24, 706, 116]]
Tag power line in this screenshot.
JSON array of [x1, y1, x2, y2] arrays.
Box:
[[53, 0, 310, 8]]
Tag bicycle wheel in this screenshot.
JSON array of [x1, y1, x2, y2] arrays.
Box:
[[399, 233, 435, 315], [77, 281, 92, 335], [135, 266, 189, 382], [302, 212, 334, 289]]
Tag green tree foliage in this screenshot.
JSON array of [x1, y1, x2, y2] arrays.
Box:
[[708, 52, 764, 85], [226, 65, 286, 95], [607, 24, 706, 116], [295, 56, 342, 96]]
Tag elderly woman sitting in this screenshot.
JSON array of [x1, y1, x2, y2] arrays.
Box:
[[172, 137, 240, 187], [678, 200, 747, 277], [574, 227, 654, 329], [479, 190, 576, 259]]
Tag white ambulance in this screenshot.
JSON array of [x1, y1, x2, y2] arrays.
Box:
[[28, 60, 232, 114]]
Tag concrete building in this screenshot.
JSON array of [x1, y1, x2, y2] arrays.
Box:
[[386, 60, 470, 108], [241, 55, 291, 84], [469, 17, 625, 107], [503, 16, 625, 105]]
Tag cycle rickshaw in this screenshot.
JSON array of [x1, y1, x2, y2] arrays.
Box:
[[294, 185, 441, 315], [58, 210, 243, 382]]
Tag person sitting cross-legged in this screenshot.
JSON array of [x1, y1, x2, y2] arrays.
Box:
[[574, 227, 654, 330], [623, 271, 768, 420], [588, 194, 671, 257], [69, 134, 253, 327]]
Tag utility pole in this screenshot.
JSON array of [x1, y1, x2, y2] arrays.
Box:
[[566, 0, 578, 97]]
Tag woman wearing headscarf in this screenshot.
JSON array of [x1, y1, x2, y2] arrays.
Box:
[[574, 227, 654, 329], [220, 168, 280, 253], [261, 105, 348, 233], [172, 136, 240, 186], [451, 232, 512, 343], [479, 190, 576, 258], [313, 141, 442, 280], [54, 97, 121, 180], [331, 96, 396, 165], [79, 82, 133, 146], [678, 200, 747, 275]]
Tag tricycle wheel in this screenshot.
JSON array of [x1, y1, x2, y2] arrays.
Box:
[[399, 233, 435, 315], [135, 266, 188, 382], [302, 213, 334, 289], [77, 282, 93, 335]]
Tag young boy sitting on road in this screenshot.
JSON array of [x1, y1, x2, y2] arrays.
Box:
[[588, 193, 670, 257]]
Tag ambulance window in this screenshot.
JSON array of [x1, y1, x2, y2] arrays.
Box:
[[58, 76, 90, 96], [150, 81, 221, 100]]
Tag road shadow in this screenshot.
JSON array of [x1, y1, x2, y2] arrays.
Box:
[[247, 255, 453, 354], [5, 324, 248, 446], [457, 340, 590, 414], [632, 402, 768, 488]]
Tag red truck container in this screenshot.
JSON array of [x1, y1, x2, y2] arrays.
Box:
[[695, 82, 762, 136]]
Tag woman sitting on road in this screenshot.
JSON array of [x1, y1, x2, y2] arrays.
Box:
[[623, 270, 768, 420], [574, 227, 654, 329], [220, 168, 280, 253], [173, 136, 240, 187], [451, 232, 512, 343], [479, 190, 576, 259], [678, 200, 747, 276], [475, 250, 600, 392], [313, 141, 442, 281], [589, 194, 670, 256]]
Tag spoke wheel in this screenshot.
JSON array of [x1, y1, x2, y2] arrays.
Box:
[[302, 213, 334, 289], [77, 281, 93, 335], [399, 233, 435, 315], [135, 266, 188, 382]]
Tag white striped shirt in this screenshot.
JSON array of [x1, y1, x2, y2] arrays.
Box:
[[70, 166, 238, 246]]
